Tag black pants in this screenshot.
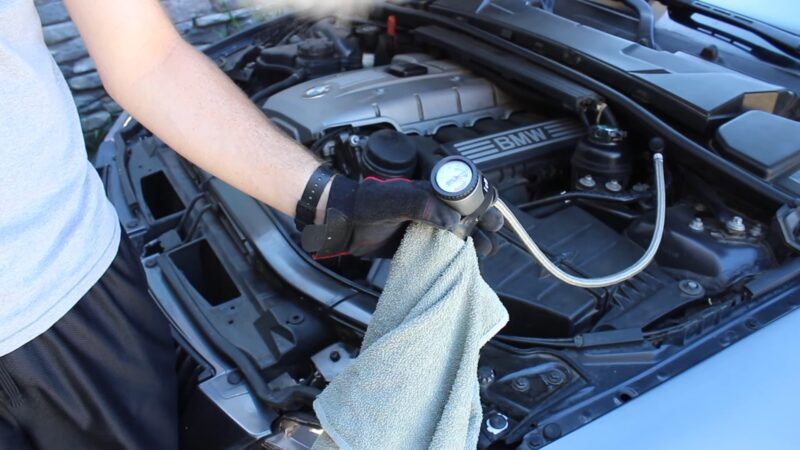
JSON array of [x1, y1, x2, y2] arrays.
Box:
[[0, 234, 178, 449]]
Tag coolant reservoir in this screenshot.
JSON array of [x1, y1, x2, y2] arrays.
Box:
[[571, 125, 632, 190]]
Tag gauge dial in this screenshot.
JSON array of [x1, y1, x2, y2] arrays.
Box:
[[435, 160, 473, 194], [431, 156, 488, 217]]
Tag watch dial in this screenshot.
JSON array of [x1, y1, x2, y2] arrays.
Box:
[[435, 160, 473, 194]]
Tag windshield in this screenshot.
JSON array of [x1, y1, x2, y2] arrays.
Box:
[[704, 0, 800, 36]]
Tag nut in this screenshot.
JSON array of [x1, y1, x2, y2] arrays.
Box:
[[578, 175, 596, 189], [726, 216, 746, 234], [689, 217, 705, 232], [605, 179, 622, 192], [486, 413, 509, 435]]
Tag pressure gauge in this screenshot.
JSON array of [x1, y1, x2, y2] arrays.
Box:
[[431, 156, 489, 216]]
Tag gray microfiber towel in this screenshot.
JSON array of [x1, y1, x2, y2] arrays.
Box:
[[312, 223, 509, 450]]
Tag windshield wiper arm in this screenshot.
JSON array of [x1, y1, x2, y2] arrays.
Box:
[[661, 0, 800, 58]]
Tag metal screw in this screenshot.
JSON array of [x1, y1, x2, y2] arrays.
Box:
[[144, 258, 157, 268], [749, 224, 764, 238], [578, 175, 596, 189], [512, 376, 530, 392], [679, 279, 704, 296], [689, 217, 705, 232], [486, 413, 509, 435], [329, 351, 341, 362], [726, 216, 746, 234], [605, 179, 622, 192]]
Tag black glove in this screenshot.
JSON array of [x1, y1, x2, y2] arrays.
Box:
[[300, 176, 504, 259]]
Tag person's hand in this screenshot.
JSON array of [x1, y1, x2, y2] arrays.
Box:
[[300, 176, 504, 259]]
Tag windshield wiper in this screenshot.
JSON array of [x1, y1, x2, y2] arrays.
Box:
[[661, 0, 800, 58]]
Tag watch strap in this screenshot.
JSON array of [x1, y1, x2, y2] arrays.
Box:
[[295, 165, 335, 231]]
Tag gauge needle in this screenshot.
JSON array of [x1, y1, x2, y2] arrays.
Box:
[[448, 172, 467, 188]]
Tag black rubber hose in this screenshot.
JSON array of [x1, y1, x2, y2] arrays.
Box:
[[384, 4, 795, 206], [175, 193, 208, 237], [184, 204, 215, 241], [250, 69, 306, 104], [622, 0, 658, 49], [253, 60, 297, 75], [519, 189, 650, 210], [311, 18, 355, 59]]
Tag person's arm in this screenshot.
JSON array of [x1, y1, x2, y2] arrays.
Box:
[[64, 0, 499, 257], [64, 0, 326, 220]]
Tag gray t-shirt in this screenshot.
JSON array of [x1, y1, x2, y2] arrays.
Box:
[[0, 0, 120, 355]]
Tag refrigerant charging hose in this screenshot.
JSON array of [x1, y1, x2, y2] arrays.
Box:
[[494, 153, 666, 288]]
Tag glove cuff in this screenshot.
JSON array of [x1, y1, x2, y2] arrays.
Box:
[[300, 176, 359, 257], [326, 175, 358, 220]]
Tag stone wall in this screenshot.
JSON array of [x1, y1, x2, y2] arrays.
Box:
[[34, 0, 270, 149]]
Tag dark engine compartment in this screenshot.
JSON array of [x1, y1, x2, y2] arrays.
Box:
[[95, 6, 800, 449], [249, 27, 780, 342]]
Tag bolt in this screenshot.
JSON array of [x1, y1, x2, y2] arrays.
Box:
[[477, 366, 495, 385], [749, 224, 764, 238], [700, 44, 719, 61], [485, 413, 509, 435], [227, 371, 243, 385], [689, 217, 705, 232], [144, 258, 157, 268], [726, 216, 746, 234], [542, 423, 562, 440], [578, 175, 596, 189], [720, 329, 737, 347], [526, 434, 544, 449], [330, 351, 341, 362], [632, 182, 649, 192], [543, 368, 567, 386], [679, 279, 704, 296], [605, 179, 622, 192], [512, 376, 531, 392], [349, 135, 361, 147]]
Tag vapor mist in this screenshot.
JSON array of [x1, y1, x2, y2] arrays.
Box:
[[245, 0, 384, 19]]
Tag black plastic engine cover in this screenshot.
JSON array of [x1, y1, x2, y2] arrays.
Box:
[[428, 0, 798, 133], [481, 205, 673, 337], [441, 118, 584, 172], [626, 204, 775, 294]]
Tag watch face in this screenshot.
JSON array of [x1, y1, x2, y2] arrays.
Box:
[[435, 160, 473, 194]]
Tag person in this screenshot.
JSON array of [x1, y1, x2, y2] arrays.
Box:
[[0, 0, 501, 448]]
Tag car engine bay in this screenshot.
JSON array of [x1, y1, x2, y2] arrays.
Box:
[[95, 2, 800, 448]]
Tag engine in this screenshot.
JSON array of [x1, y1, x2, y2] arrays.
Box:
[[258, 51, 774, 338]]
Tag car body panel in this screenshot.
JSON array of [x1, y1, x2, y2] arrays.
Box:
[[546, 307, 800, 449]]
